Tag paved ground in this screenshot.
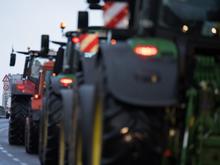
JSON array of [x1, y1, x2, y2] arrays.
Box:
[[0, 119, 40, 165]]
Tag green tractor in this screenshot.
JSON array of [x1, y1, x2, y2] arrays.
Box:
[[39, 8, 113, 164], [64, 0, 220, 165], [38, 12, 90, 165]]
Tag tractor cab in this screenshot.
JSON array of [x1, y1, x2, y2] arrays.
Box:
[[12, 48, 56, 96], [86, 0, 220, 41], [8, 35, 56, 147], [158, 0, 220, 35], [10, 35, 56, 96], [51, 11, 109, 87]]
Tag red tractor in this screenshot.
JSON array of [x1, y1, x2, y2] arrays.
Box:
[[8, 35, 50, 145], [25, 60, 54, 153]]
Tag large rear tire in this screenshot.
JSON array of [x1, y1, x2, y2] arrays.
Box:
[[6, 112, 10, 119], [39, 98, 48, 164], [41, 89, 62, 165], [8, 95, 30, 145], [102, 107, 166, 165], [25, 116, 39, 154]]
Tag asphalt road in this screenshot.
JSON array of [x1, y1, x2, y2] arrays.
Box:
[[0, 119, 40, 165]]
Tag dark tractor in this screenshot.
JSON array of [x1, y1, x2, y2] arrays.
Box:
[[40, 11, 108, 165], [38, 31, 79, 165], [57, 12, 118, 165], [66, 0, 220, 165], [8, 35, 50, 146]]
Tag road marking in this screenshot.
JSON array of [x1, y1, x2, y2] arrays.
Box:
[[0, 125, 30, 165], [0, 127, 7, 132], [7, 153, 13, 157], [20, 163, 28, 165], [0, 145, 28, 165], [12, 157, 20, 162]]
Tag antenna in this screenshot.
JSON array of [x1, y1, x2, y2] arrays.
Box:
[[12, 45, 14, 53]]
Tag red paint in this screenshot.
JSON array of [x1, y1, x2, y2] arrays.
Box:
[[106, 5, 128, 28]]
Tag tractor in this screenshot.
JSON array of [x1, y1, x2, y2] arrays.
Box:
[[55, 12, 120, 165], [39, 11, 111, 165], [25, 54, 55, 154], [38, 25, 81, 165], [8, 35, 50, 145], [62, 0, 220, 165]]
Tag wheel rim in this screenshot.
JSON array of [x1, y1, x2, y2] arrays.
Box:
[[76, 132, 83, 165], [75, 101, 83, 165], [92, 98, 103, 165]]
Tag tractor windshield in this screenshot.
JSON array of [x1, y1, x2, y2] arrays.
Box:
[[45, 70, 52, 85], [30, 58, 48, 81], [160, 0, 220, 36]]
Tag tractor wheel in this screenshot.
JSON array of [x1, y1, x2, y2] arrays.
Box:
[[71, 85, 103, 165], [67, 92, 79, 165], [8, 95, 30, 145], [102, 104, 166, 165], [41, 90, 62, 165], [58, 114, 69, 165], [38, 99, 48, 164], [25, 116, 38, 154]]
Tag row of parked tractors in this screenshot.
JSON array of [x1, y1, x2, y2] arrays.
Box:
[[7, 0, 220, 165]]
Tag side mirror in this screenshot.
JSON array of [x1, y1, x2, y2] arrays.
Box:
[[78, 11, 89, 30], [41, 35, 49, 55], [87, 0, 100, 3], [53, 47, 64, 75], [87, 0, 102, 9], [10, 52, 16, 66]]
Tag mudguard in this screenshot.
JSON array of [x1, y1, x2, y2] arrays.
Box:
[[100, 41, 178, 106], [60, 89, 74, 140], [50, 74, 75, 95], [11, 84, 29, 95], [11, 81, 35, 96], [81, 54, 97, 84]]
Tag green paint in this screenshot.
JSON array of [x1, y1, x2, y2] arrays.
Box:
[[129, 38, 178, 58], [181, 55, 220, 165], [56, 73, 75, 80], [57, 73, 76, 86]]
